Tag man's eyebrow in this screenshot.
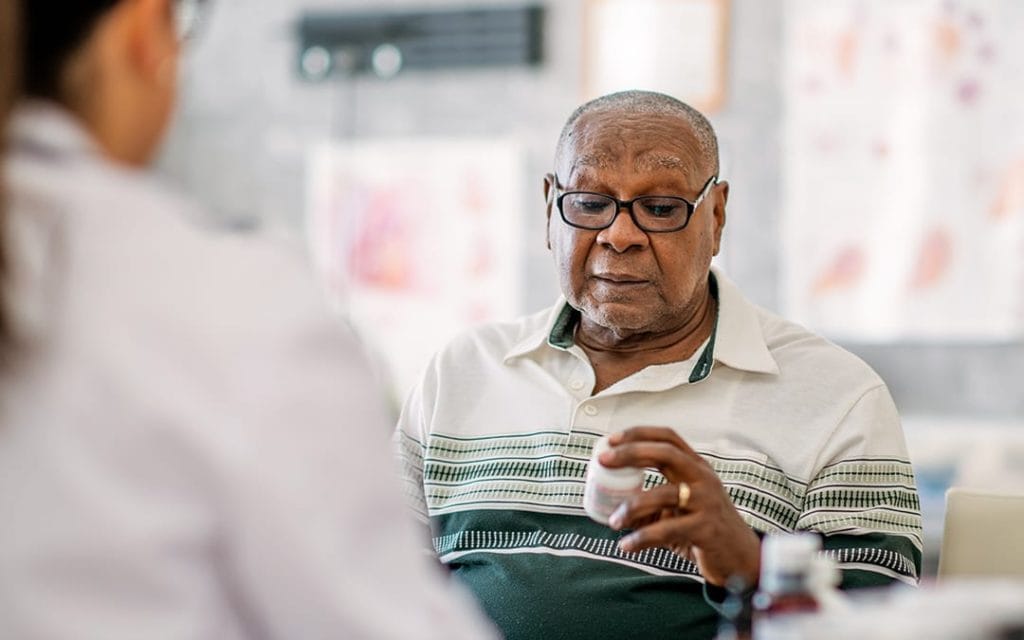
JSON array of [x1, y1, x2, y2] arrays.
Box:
[[634, 154, 687, 171], [573, 152, 616, 170]]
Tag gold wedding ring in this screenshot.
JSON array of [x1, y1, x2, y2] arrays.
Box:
[[677, 482, 691, 509]]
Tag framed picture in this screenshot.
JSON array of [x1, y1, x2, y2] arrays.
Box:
[[306, 138, 525, 401], [582, 0, 730, 111]]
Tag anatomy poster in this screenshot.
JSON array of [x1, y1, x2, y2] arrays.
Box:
[[307, 139, 524, 399], [782, 0, 1024, 340]]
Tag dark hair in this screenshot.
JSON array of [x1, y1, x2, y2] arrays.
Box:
[[0, 0, 19, 121], [22, 0, 120, 100], [1, 0, 21, 359]]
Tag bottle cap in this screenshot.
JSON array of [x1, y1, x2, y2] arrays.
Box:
[[589, 435, 645, 482]]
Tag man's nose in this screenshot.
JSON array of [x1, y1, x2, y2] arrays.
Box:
[[596, 204, 649, 252]]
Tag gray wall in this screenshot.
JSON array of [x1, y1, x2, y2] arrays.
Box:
[[160, 0, 1023, 420]]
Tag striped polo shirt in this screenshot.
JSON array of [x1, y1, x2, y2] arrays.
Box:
[[398, 268, 921, 640]]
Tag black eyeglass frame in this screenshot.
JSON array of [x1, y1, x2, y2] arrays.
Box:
[[553, 174, 719, 233]]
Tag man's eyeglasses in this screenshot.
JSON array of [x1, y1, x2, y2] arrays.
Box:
[[554, 175, 718, 233], [174, 0, 209, 42]]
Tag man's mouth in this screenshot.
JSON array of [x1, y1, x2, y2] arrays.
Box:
[[593, 273, 649, 285]]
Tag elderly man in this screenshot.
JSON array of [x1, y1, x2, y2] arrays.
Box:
[[398, 90, 921, 639]]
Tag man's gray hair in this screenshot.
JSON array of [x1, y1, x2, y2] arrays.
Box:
[[555, 90, 720, 175]]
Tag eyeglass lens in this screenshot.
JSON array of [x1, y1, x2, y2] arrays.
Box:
[[561, 194, 691, 231]]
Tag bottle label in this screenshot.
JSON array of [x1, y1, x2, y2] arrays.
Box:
[[582, 436, 644, 525], [583, 480, 641, 525]]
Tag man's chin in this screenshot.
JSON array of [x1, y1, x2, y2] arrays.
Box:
[[579, 301, 654, 335]]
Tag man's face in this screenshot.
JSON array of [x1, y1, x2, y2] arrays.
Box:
[[544, 110, 727, 338]]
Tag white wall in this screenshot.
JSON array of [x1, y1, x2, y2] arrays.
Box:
[[158, 0, 1024, 419]]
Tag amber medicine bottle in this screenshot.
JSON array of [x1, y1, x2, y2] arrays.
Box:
[[752, 533, 821, 640]]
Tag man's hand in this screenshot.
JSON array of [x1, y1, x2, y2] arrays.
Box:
[[601, 426, 761, 588]]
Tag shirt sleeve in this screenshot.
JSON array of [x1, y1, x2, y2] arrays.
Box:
[[794, 383, 923, 586], [395, 370, 432, 525]]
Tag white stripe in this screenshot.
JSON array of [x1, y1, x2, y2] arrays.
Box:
[[430, 502, 585, 517], [837, 562, 919, 586], [438, 547, 707, 580]]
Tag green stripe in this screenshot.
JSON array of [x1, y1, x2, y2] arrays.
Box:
[[426, 432, 595, 460], [451, 552, 719, 640], [435, 509, 718, 640], [424, 458, 587, 482], [804, 487, 920, 510], [432, 511, 920, 640], [427, 429, 588, 442]]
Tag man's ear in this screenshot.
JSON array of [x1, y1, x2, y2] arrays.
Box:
[[543, 173, 555, 250], [711, 181, 729, 256]]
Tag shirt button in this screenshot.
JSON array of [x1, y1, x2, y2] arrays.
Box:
[[584, 405, 599, 416], [569, 379, 584, 391]]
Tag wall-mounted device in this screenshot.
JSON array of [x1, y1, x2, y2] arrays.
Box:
[[297, 4, 545, 81]]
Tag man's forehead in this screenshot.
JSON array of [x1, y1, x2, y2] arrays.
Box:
[[563, 141, 699, 182], [560, 111, 704, 179]]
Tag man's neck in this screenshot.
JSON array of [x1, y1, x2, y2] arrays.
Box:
[[576, 291, 717, 395]]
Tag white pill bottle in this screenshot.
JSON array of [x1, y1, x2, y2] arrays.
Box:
[[583, 435, 645, 525]]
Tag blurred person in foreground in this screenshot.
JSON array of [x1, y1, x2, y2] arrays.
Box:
[[0, 1, 497, 638], [398, 90, 922, 640]]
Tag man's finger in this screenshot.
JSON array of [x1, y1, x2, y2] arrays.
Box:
[[608, 483, 680, 530], [600, 441, 703, 484], [617, 513, 700, 554], [609, 426, 701, 459]]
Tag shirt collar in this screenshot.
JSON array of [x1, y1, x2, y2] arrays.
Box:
[[711, 266, 779, 375], [8, 101, 103, 163], [504, 302, 570, 363], [504, 266, 778, 377]]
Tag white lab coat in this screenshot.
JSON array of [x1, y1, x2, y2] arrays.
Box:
[[0, 103, 497, 640]]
